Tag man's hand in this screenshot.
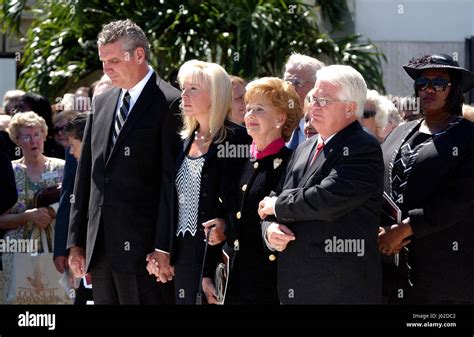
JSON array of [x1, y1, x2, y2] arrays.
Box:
[[202, 277, 218, 304], [68, 246, 86, 278], [53, 255, 69, 274], [266, 222, 296, 252], [202, 218, 226, 246], [258, 196, 277, 219], [378, 219, 413, 255], [146, 251, 174, 283]]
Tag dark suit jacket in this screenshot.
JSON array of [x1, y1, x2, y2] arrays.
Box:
[[54, 150, 77, 258], [263, 121, 384, 304], [381, 118, 474, 303], [0, 135, 17, 215], [155, 120, 251, 267], [67, 72, 181, 274]]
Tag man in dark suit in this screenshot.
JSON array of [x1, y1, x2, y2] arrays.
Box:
[[0, 136, 17, 215], [259, 65, 384, 304], [67, 19, 181, 304]]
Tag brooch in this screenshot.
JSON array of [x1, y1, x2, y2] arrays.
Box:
[[273, 158, 283, 169]]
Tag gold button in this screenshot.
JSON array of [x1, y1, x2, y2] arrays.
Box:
[[269, 254, 276, 261], [241, 184, 247, 191], [253, 162, 259, 169], [236, 211, 241, 219]]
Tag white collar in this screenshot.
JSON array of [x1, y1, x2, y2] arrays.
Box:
[[119, 66, 154, 109]]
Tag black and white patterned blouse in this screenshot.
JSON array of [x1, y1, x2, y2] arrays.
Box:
[[175, 155, 206, 237]]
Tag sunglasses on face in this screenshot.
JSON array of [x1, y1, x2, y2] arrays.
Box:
[[363, 110, 377, 118], [415, 77, 452, 92], [54, 125, 66, 134], [285, 78, 311, 89]]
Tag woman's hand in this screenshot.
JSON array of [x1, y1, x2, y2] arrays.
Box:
[[25, 208, 53, 228], [202, 277, 218, 304], [202, 218, 226, 245]]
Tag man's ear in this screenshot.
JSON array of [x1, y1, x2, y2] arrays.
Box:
[[135, 47, 145, 64], [345, 101, 357, 118]]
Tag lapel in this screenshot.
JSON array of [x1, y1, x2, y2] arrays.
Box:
[[106, 73, 159, 166], [386, 119, 423, 196], [297, 121, 360, 188], [95, 88, 121, 165]]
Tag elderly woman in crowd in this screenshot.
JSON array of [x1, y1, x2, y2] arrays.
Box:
[[229, 75, 247, 125], [358, 89, 388, 142], [0, 112, 64, 302], [148, 60, 250, 305], [52, 110, 79, 149], [202, 77, 301, 304], [379, 53, 474, 304]]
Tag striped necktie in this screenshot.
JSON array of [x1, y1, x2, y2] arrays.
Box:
[[112, 91, 131, 144]]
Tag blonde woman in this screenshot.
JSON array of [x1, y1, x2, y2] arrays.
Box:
[[149, 60, 251, 304]]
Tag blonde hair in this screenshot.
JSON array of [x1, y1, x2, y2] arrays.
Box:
[[177, 60, 232, 143], [6, 111, 48, 143], [245, 77, 302, 141]]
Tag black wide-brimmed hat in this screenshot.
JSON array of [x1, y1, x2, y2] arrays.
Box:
[[403, 53, 474, 93]]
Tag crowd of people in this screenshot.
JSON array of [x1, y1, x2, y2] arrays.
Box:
[[0, 18, 473, 305]]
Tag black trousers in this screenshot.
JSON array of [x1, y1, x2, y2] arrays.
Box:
[[89, 229, 174, 305]]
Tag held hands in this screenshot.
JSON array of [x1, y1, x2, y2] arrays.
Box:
[[202, 218, 226, 246], [266, 222, 296, 252], [202, 277, 218, 304], [53, 255, 69, 274], [258, 196, 278, 219], [25, 208, 53, 229], [68, 246, 86, 278], [146, 251, 175, 283], [378, 219, 413, 255]]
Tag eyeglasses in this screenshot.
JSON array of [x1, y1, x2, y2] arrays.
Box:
[[415, 77, 452, 92], [363, 110, 377, 118], [306, 95, 349, 107], [17, 133, 43, 143], [285, 78, 311, 89], [54, 125, 66, 134]]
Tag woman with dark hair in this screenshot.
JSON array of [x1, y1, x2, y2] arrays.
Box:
[[14, 93, 65, 159], [378, 53, 474, 304]]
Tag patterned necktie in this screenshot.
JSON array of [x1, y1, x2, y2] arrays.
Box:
[[112, 91, 131, 144], [310, 141, 324, 166]]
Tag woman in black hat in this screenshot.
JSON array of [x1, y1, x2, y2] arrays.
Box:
[[378, 53, 474, 304]]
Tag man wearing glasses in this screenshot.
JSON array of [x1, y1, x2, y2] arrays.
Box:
[[283, 53, 325, 149], [258, 65, 384, 304]]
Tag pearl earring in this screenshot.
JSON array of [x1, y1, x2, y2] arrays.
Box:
[[276, 123, 281, 129]]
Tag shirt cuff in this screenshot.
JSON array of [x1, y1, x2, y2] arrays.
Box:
[[263, 229, 276, 252], [154, 249, 170, 254]]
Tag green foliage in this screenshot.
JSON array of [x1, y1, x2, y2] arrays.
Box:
[[0, 0, 386, 100]]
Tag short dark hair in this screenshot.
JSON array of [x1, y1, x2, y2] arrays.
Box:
[[64, 113, 88, 141], [14, 93, 53, 130]]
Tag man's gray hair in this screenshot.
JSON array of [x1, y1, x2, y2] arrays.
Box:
[[284, 53, 325, 82], [316, 65, 367, 117], [97, 19, 150, 60]]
